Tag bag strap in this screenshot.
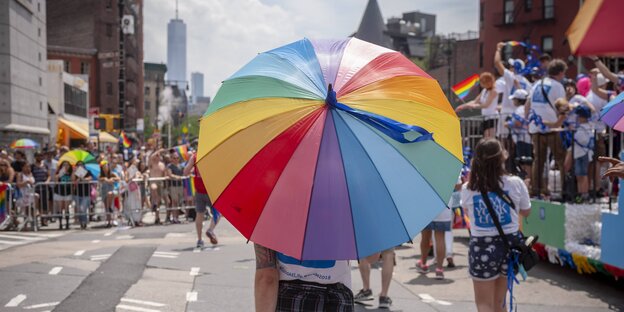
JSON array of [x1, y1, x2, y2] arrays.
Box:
[[480, 190, 512, 250], [540, 78, 557, 113]]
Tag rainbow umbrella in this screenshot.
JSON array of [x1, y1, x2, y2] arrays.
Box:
[[10, 139, 39, 149], [58, 150, 100, 179], [197, 38, 462, 260], [566, 0, 624, 56], [600, 92, 624, 131]]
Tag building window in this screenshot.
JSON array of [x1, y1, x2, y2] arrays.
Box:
[[38, 28, 41, 37], [37, 2, 40, 12], [106, 23, 113, 37], [504, 0, 514, 24], [144, 86, 150, 96], [542, 36, 553, 53], [479, 42, 484, 68], [145, 101, 151, 110], [106, 108, 113, 114], [544, 0, 554, 19], [63, 60, 70, 72], [39, 77, 42, 86], [106, 0, 112, 9], [155, 87, 160, 97], [80, 62, 89, 75], [503, 44, 513, 61], [106, 82, 113, 95], [40, 101, 42, 111], [64, 84, 87, 117], [479, 3, 484, 28], [525, 0, 532, 11], [38, 52, 41, 62]]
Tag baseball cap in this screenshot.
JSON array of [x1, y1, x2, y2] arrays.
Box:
[[509, 89, 529, 101], [574, 105, 591, 118]]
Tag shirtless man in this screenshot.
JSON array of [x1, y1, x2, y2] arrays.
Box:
[[148, 149, 167, 224]]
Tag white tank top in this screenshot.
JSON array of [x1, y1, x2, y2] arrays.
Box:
[[277, 253, 351, 287]]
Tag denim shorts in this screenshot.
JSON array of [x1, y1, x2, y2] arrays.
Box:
[[575, 154, 590, 176], [195, 193, 211, 213], [424, 221, 451, 231], [468, 232, 522, 281]]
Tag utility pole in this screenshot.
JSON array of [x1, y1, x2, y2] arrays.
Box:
[[118, 0, 126, 131], [445, 38, 454, 101]]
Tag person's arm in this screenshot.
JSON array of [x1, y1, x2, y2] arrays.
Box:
[[590, 69, 610, 100], [254, 244, 279, 312], [543, 113, 567, 128], [600, 157, 624, 179], [494, 42, 506, 76], [589, 56, 619, 85], [183, 153, 196, 176]]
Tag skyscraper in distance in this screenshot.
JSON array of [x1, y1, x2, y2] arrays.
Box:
[[167, 0, 186, 89], [190, 72, 204, 105]]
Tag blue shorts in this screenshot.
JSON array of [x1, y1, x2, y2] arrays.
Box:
[[468, 232, 522, 281], [424, 221, 451, 231], [575, 154, 590, 176]]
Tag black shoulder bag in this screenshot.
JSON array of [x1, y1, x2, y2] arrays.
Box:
[[480, 190, 539, 273]]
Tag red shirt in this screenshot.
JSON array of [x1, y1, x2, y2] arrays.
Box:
[[193, 166, 207, 195]]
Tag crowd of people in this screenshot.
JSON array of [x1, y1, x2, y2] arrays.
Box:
[[0, 140, 221, 249], [457, 42, 624, 203]]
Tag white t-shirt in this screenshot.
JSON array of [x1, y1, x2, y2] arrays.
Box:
[[479, 88, 499, 118], [516, 74, 532, 92], [528, 77, 566, 134], [461, 175, 531, 237], [433, 207, 453, 222], [586, 91, 608, 132], [277, 253, 351, 287], [511, 105, 530, 143], [574, 122, 594, 159], [499, 69, 516, 114]]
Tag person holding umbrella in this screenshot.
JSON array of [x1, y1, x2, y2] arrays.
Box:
[[72, 161, 93, 229]]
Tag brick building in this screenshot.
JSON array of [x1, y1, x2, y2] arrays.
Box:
[[143, 62, 166, 128], [47, 0, 144, 132], [479, 0, 587, 77]]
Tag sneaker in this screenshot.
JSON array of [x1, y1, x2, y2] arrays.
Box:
[[354, 289, 373, 302], [206, 230, 218, 245], [435, 268, 445, 280], [196, 240, 204, 249], [379, 296, 392, 309], [416, 260, 429, 273]]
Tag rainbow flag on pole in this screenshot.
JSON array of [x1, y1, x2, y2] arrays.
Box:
[[174, 145, 189, 161], [120, 131, 131, 148], [452, 74, 479, 100]]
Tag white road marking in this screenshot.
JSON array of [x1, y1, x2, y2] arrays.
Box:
[[104, 231, 114, 236], [153, 251, 179, 256], [23, 302, 59, 309], [0, 239, 23, 245], [6, 232, 62, 238], [0, 234, 44, 241], [152, 254, 177, 259], [90, 254, 111, 261], [418, 293, 453, 306], [165, 233, 187, 238], [116, 235, 134, 240], [91, 240, 101, 243], [5, 294, 26, 307], [48, 266, 63, 275], [186, 291, 197, 302], [189, 267, 200, 276], [120, 298, 166, 307], [192, 248, 201, 253], [74, 250, 85, 256], [116, 304, 161, 312]]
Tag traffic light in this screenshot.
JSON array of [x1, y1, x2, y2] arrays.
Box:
[[93, 117, 106, 130], [113, 118, 123, 130]]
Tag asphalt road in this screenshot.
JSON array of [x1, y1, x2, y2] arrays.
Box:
[[0, 218, 622, 312]]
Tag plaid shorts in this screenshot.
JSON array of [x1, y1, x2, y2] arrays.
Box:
[[276, 280, 354, 312]]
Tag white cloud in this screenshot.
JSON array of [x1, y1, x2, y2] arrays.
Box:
[[143, 0, 477, 98]]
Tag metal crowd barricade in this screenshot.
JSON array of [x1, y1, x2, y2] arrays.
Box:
[[0, 183, 24, 231]]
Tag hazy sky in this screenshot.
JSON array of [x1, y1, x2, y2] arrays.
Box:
[[143, 0, 478, 98]]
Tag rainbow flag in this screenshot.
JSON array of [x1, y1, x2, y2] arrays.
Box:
[[175, 145, 189, 161], [452, 74, 479, 100], [507, 40, 523, 47], [0, 184, 7, 226], [120, 131, 131, 148]]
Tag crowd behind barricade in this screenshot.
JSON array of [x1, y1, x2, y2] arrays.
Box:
[[457, 41, 624, 204], [0, 139, 220, 246]]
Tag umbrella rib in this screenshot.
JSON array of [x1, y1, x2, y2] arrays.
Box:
[[333, 111, 413, 248], [330, 110, 360, 259]]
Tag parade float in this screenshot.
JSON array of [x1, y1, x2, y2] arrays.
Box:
[[520, 0, 624, 280]]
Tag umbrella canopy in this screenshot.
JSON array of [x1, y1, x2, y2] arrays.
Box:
[[566, 0, 624, 56], [197, 38, 462, 260], [10, 139, 39, 149], [600, 92, 624, 131], [58, 150, 100, 179]]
